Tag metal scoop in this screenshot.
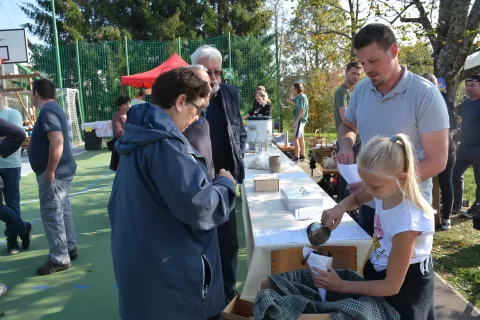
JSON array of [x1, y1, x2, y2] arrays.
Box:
[[307, 222, 331, 246]]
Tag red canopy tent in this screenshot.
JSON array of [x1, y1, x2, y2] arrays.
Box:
[[120, 53, 189, 88]]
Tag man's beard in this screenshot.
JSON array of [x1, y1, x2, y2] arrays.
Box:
[[347, 79, 358, 87], [370, 77, 385, 88], [211, 81, 220, 94]]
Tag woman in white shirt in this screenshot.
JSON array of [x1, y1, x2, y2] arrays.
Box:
[[318, 134, 436, 320]]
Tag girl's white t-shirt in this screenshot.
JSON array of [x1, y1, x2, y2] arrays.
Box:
[[370, 198, 435, 272]]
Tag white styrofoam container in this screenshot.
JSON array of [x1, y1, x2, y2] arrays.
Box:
[[280, 186, 324, 211]]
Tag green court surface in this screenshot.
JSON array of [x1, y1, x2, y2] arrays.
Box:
[[0, 150, 247, 319]]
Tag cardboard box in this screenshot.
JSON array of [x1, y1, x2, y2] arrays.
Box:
[[254, 174, 280, 192], [222, 278, 332, 320]]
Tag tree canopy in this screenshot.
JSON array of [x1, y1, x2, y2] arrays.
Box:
[[21, 0, 272, 43]]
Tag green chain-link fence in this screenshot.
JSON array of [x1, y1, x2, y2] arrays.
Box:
[[28, 34, 280, 128]]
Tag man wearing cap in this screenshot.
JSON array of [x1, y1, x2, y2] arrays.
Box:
[[452, 75, 480, 219]]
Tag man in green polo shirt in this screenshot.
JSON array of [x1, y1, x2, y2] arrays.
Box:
[[334, 61, 362, 133], [334, 62, 362, 200]]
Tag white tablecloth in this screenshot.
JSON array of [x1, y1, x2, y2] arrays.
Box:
[[240, 151, 372, 302], [81, 121, 113, 137]]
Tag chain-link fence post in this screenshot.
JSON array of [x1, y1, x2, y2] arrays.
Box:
[[275, 31, 281, 132], [178, 37, 182, 58], [124, 36, 132, 97], [75, 40, 85, 123]]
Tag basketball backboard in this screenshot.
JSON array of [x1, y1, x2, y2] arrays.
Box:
[[0, 29, 29, 64]]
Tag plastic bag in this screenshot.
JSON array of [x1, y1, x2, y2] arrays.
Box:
[[246, 149, 291, 171], [246, 151, 270, 170]]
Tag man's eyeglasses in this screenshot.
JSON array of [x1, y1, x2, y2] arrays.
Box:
[[188, 101, 204, 116], [206, 69, 222, 77]]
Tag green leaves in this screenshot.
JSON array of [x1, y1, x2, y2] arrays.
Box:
[[22, 0, 272, 43]]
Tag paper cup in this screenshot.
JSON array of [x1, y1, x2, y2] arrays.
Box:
[[269, 155, 281, 173]]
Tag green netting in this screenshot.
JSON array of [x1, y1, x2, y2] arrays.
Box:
[[28, 35, 280, 126]]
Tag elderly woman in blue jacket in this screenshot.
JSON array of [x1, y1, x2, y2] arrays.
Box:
[[108, 68, 237, 320]]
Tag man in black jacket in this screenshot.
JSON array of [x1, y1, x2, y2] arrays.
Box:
[[0, 118, 32, 254], [0, 118, 26, 158], [191, 45, 247, 303], [0, 117, 30, 296]]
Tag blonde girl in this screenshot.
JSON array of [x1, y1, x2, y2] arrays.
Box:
[[244, 87, 272, 118], [256, 90, 271, 104], [318, 134, 436, 320]]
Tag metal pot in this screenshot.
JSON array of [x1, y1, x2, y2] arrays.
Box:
[[307, 222, 331, 246]]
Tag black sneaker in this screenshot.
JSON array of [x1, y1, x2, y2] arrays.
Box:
[[7, 240, 20, 255], [69, 247, 78, 261], [36, 260, 71, 276], [462, 201, 480, 219], [291, 157, 299, 162], [299, 155, 306, 161], [461, 208, 476, 219], [19, 222, 33, 250]]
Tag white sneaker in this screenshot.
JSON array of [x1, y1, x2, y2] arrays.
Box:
[[441, 219, 451, 230], [0, 283, 7, 298]]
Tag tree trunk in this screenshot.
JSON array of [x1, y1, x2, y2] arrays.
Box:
[[445, 76, 461, 104], [400, 0, 480, 105], [435, 57, 461, 104]]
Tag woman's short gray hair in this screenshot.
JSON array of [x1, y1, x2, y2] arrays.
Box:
[[191, 45, 222, 65], [187, 64, 208, 72]]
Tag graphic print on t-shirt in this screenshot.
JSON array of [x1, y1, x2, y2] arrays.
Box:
[[371, 213, 388, 262]]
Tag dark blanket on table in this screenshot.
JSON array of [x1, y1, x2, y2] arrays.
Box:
[[254, 269, 400, 320]]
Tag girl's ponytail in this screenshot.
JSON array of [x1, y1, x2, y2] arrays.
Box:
[[358, 134, 435, 215], [393, 134, 435, 215]]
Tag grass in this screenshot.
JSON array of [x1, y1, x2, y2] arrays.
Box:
[[432, 167, 480, 309]]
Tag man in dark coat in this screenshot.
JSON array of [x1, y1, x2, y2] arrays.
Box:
[[191, 45, 247, 302]]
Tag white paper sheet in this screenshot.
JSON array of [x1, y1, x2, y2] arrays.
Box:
[[294, 206, 323, 220], [253, 228, 308, 246], [337, 164, 362, 184], [329, 223, 371, 241], [253, 222, 370, 247]]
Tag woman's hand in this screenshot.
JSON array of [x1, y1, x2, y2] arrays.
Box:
[[321, 205, 345, 231], [256, 98, 265, 106], [312, 267, 344, 293], [219, 169, 236, 185]]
